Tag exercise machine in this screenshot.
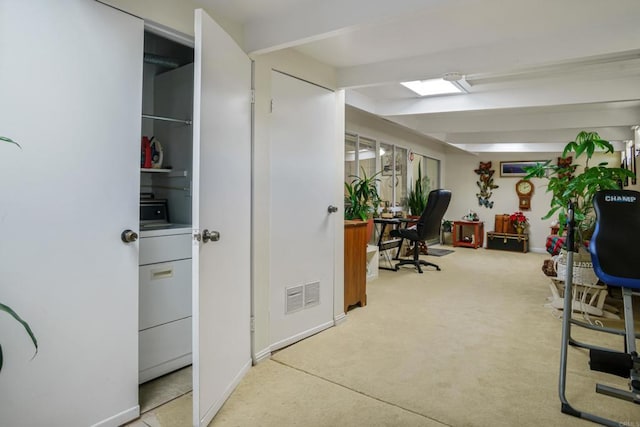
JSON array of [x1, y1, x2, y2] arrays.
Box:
[[558, 190, 640, 426]]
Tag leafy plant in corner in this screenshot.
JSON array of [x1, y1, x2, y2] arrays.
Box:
[[524, 130, 633, 251], [344, 167, 382, 221], [407, 161, 430, 216], [1, 135, 38, 373]]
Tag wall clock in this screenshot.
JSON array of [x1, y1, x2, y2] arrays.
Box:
[[515, 179, 534, 210]]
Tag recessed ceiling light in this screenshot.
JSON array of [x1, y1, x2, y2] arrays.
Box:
[[401, 78, 464, 97]]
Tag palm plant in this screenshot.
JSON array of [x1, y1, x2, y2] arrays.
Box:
[[1, 135, 37, 373]]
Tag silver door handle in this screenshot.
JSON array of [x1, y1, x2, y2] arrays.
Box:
[[121, 229, 138, 243], [202, 229, 220, 243], [327, 205, 338, 213]]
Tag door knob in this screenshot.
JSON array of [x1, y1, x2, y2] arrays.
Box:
[[202, 229, 220, 243], [327, 205, 338, 213], [121, 229, 138, 243]]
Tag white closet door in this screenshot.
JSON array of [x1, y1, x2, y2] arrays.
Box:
[[192, 9, 251, 426], [269, 71, 338, 348], [0, 1, 142, 426]]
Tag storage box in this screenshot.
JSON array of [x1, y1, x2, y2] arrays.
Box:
[[493, 214, 511, 233], [486, 232, 528, 253]]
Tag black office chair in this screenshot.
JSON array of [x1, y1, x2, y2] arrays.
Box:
[[390, 189, 451, 273]]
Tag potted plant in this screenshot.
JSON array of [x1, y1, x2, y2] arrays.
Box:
[[407, 161, 430, 216], [1, 135, 38, 373], [509, 211, 528, 234], [525, 131, 633, 284], [525, 130, 633, 251], [344, 167, 382, 241], [441, 219, 453, 245]]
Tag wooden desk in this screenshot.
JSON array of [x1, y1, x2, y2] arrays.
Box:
[[344, 220, 367, 312], [452, 221, 484, 249]]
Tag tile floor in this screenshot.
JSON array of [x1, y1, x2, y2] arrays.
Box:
[[124, 366, 192, 427]]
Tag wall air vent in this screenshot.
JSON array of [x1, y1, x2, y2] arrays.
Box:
[[304, 281, 320, 307], [285, 285, 304, 314]]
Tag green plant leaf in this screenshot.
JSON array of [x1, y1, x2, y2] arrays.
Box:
[[0, 136, 21, 149], [0, 303, 38, 361]]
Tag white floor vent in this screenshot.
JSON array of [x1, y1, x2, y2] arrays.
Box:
[[304, 281, 320, 307], [285, 285, 304, 314]]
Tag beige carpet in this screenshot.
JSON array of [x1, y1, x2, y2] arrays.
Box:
[[149, 248, 639, 427]]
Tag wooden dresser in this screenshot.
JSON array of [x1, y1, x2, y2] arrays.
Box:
[[344, 220, 367, 312]]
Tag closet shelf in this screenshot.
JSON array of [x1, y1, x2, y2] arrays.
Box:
[[140, 168, 188, 178], [141, 168, 172, 173], [142, 114, 192, 125]]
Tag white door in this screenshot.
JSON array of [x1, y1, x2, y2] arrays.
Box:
[[192, 9, 252, 426], [0, 1, 142, 426], [269, 71, 338, 348]]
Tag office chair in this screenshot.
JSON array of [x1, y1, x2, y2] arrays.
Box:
[[557, 190, 640, 426], [390, 189, 451, 273]]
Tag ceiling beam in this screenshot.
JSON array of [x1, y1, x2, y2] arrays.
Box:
[[372, 76, 640, 116], [336, 34, 640, 89], [440, 127, 634, 145], [386, 103, 640, 133], [449, 141, 626, 153], [244, 0, 437, 54]]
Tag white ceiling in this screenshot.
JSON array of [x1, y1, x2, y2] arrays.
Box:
[[197, 0, 640, 152]]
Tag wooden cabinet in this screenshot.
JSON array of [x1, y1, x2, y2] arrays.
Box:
[[344, 221, 367, 312]]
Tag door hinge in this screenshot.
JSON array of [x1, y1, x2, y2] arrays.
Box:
[[250, 89, 255, 104], [270, 99, 273, 113], [250, 316, 255, 332]]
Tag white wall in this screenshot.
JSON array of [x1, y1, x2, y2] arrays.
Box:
[[444, 150, 621, 252]]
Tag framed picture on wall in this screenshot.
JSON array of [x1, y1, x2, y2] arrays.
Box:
[[499, 160, 547, 177]]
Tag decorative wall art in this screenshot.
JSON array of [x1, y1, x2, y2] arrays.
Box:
[[474, 161, 498, 209], [556, 156, 576, 180], [500, 160, 547, 177]]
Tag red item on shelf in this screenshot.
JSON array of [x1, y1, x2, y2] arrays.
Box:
[[141, 136, 152, 168]]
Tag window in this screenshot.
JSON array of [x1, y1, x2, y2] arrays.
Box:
[[343, 133, 440, 215]]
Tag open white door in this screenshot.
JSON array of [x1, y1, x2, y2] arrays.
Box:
[[0, 1, 142, 426], [192, 9, 252, 426]]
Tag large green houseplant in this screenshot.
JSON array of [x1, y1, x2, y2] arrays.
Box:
[[1, 135, 38, 373], [407, 161, 430, 216], [525, 130, 633, 251]]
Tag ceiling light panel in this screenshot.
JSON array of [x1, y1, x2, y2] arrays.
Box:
[[401, 78, 464, 97]]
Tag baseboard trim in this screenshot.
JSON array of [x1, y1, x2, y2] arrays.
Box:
[[91, 405, 139, 427], [270, 320, 334, 352], [253, 347, 272, 364], [334, 312, 347, 325]]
